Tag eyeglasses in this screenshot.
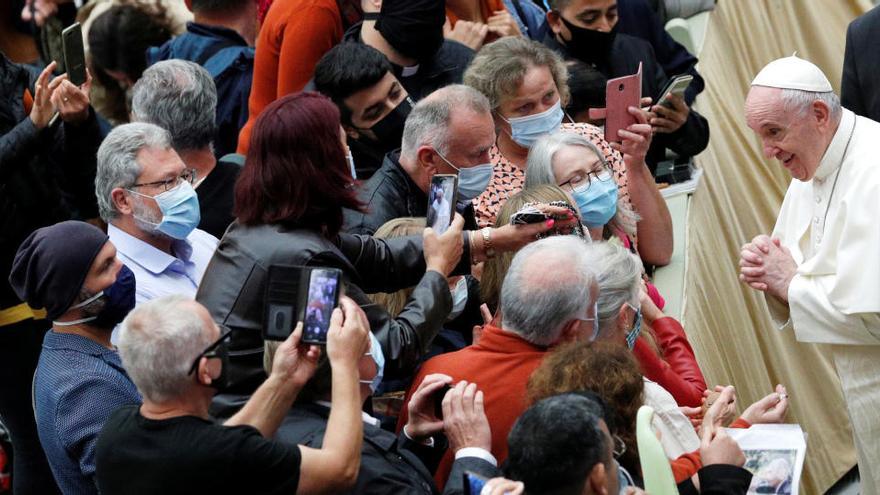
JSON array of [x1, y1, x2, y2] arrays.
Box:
[[612, 434, 627, 460], [188, 325, 232, 376], [131, 169, 197, 193], [559, 167, 613, 193]]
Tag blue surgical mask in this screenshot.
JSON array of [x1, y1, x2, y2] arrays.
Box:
[[625, 303, 642, 350], [359, 332, 385, 395], [437, 153, 494, 201], [447, 277, 469, 321], [571, 172, 618, 228], [128, 181, 201, 239], [501, 100, 564, 148]]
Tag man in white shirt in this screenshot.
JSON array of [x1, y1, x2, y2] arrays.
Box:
[[739, 56, 880, 492], [95, 123, 219, 305]]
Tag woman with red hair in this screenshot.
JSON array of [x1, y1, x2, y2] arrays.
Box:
[[196, 92, 467, 414]]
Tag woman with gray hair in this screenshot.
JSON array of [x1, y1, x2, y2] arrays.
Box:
[[526, 131, 639, 243], [463, 36, 672, 266], [581, 241, 706, 411]]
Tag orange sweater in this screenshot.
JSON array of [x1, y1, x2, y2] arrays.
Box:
[[237, 0, 343, 153], [397, 324, 548, 489]]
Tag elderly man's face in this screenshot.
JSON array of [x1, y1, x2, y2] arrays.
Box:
[[745, 86, 828, 182], [125, 147, 188, 233]]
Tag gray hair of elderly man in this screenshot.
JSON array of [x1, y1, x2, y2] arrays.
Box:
[[579, 241, 642, 336], [131, 59, 218, 153], [525, 132, 638, 236], [117, 295, 214, 403], [400, 84, 491, 161], [779, 88, 842, 122], [500, 235, 597, 346], [95, 122, 172, 222]]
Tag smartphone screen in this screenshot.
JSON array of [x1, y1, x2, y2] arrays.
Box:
[[657, 74, 693, 108], [426, 174, 458, 235], [301, 268, 341, 345], [62, 23, 87, 86]]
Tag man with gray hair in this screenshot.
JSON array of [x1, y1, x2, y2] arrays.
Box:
[[400, 235, 600, 484], [739, 55, 880, 490], [96, 123, 218, 305], [94, 295, 371, 493], [131, 60, 240, 238], [344, 84, 573, 260]]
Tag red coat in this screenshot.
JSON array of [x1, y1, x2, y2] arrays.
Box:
[[634, 317, 707, 407], [397, 324, 548, 488]]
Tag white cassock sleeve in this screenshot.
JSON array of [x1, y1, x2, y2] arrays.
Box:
[[788, 273, 880, 345]]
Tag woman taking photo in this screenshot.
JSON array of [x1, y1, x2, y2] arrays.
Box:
[[196, 92, 467, 415]]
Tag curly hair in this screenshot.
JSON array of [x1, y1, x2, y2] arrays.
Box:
[[463, 37, 570, 111], [527, 341, 645, 475]]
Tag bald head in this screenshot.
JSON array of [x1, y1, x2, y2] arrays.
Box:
[[400, 84, 492, 160], [744, 85, 842, 182], [500, 236, 597, 346]]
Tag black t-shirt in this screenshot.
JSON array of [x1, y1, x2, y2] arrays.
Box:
[[197, 158, 241, 239], [95, 405, 301, 495]]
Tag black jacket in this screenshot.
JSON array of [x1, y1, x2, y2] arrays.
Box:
[[0, 54, 103, 311], [677, 464, 753, 495], [544, 32, 710, 172], [343, 151, 479, 236], [195, 221, 472, 411], [275, 403, 496, 495], [617, 0, 705, 105], [842, 6, 880, 122]]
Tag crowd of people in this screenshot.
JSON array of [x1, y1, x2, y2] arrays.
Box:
[[2, 0, 879, 493]]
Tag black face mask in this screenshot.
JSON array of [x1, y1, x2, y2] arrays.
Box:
[[365, 0, 445, 61], [360, 96, 413, 153], [558, 15, 619, 66]]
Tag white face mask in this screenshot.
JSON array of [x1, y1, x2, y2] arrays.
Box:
[[347, 150, 357, 179], [447, 277, 469, 321]]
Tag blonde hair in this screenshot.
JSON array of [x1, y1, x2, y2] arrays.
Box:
[[464, 37, 571, 111], [480, 185, 577, 312], [369, 218, 427, 316]]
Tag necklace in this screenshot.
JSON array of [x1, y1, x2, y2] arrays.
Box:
[[820, 116, 857, 228]]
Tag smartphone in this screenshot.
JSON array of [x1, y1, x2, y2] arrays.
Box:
[[657, 74, 693, 109], [264, 265, 304, 341], [61, 23, 87, 86], [426, 174, 458, 235], [604, 62, 642, 143], [433, 384, 451, 418], [300, 267, 342, 345], [463, 471, 489, 495], [510, 204, 548, 225]]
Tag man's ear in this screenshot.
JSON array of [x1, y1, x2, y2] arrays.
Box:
[[416, 145, 441, 175], [343, 123, 361, 141], [587, 462, 608, 495], [812, 100, 832, 128], [111, 188, 134, 216], [558, 318, 583, 344], [546, 10, 564, 35], [196, 357, 214, 387]]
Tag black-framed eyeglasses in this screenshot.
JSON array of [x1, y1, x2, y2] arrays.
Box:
[[612, 434, 627, 460], [188, 325, 232, 376], [559, 166, 613, 194], [131, 169, 197, 193]]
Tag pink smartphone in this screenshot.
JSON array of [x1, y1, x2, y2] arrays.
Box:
[[604, 63, 642, 143]]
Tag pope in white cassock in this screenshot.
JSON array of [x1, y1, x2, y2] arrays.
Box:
[[740, 56, 880, 492]]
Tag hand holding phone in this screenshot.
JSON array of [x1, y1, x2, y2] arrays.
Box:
[[605, 63, 642, 143], [656, 74, 693, 109], [509, 204, 549, 225], [62, 23, 87, 86]]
